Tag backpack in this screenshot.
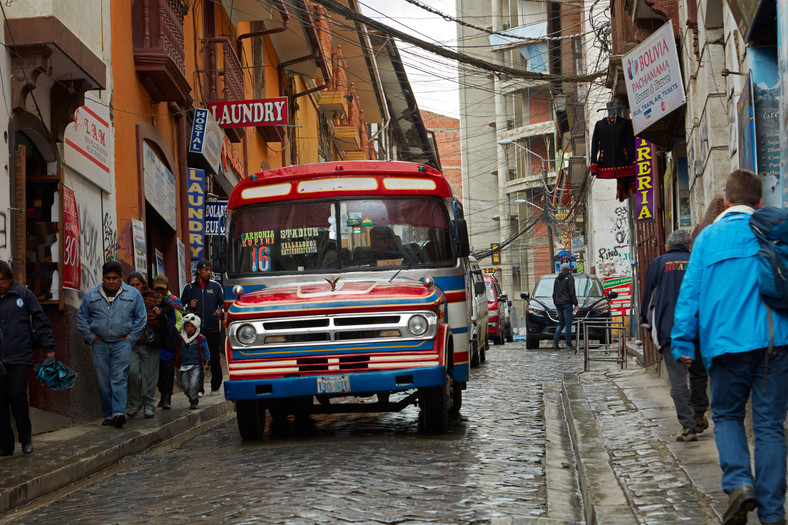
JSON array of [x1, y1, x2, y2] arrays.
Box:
[[749, 207, 788, 312]]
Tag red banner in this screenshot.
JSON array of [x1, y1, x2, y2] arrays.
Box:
[[62, 186, 81, 290]]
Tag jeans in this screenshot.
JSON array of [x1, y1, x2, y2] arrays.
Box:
[[205, 331, 223, 392], [128, 344, 160, 411], [0, 363, 32, 451], [663, 343, 708, 429], [553, 304, 574, 346], [709, 347, 788, 523], [180, 367, 202, 405], [92, 339, 133, 419]]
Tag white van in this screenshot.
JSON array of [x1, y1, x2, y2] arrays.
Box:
[[468, 256, 489, 367]]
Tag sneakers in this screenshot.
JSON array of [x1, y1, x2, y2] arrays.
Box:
[[210, 389, 221, 396], [551, 342, 560, 349], [694, 414, 709, 433], [144, 407, 155, 418], [161, 400, 171, 410], [567, 344, 576, 352], [126, 406, 141, 418], [189, 403, 198, 410], [722, 485, 757, 525], [113, 414, 126, 429], [676, 427, 698, 442]]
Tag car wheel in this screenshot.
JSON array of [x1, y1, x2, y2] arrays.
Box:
[[470, 339, 480, 368], [236, 399, 266, 441], [526, 335, 539, 349], [506, 329, 514, 343], [480, 341, 487, 363]]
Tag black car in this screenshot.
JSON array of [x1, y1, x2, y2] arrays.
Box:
[[520, 273, 619, 349]]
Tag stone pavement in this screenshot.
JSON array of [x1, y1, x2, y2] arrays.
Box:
[[0, 389, 234, 515]]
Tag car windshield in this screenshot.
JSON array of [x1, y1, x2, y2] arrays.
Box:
[[228, 197, 453, 275], [533, 274, 605, 298]]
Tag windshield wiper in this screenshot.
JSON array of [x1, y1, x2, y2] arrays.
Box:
[[389, 252, 421, 282]]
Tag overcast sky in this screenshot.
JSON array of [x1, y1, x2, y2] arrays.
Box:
[[359, 0, 460, 118]]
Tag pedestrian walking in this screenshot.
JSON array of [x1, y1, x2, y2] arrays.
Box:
[[640, 229, 708, 442], [77, 261, 147, 429], [552, 262, 577, 350], [152, 274, 183, 410], [180, 260, 224, 395], [0, 261, 56, 455], [672, 169, 788, 525], [175, 314, 210, 410], [126, 273, 172, 418]]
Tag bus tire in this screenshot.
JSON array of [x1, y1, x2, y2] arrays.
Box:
[[236, 399, 266, 441], [480, 341, 487, 363], [526, 335, 539, 349], [419, 380, 450, 433], [470, 339, 480, 368]]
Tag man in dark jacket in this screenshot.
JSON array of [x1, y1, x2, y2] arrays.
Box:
[[640, 229, 708, 442], [552, 262, 578, 350], [180, 260, 225, 394]]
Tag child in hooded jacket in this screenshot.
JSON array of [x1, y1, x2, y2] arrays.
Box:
[[175, 314, 210, 409]]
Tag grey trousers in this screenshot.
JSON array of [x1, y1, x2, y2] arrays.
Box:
[[663, 343, 709, 429], [128, 344, 160, 411]]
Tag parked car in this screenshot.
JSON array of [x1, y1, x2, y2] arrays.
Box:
[[500, 292, 514, 342], [484, 273, 507, 345], [520, 273, 619, 349], [468, 257, 488, 367]]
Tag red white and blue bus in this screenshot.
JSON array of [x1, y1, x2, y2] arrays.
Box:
[[211, 161, 481, 439]]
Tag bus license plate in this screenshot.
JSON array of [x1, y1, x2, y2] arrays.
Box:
[[317, 375, 351, 394]]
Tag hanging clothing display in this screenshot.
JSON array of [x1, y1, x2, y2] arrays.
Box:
[[589, 114, 637, 201]]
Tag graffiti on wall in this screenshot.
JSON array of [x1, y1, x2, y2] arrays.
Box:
[[103, 212, 118, 261], [0, 211, 6, 249], [78, 202, 103, 294], [596, 205, 631, 278]]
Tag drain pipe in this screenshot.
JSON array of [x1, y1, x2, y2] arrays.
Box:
[[237, 0, 290, 42]]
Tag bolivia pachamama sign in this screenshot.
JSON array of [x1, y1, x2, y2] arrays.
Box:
[[209, 97, 288, 128], [623, 21, 686, 135]]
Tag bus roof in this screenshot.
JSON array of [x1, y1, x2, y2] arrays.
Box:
[[228, 161, 457, 210]]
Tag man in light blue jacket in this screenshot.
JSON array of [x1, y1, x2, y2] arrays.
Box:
[[672, 170, 788, 525], [77, 261, 147, 429]]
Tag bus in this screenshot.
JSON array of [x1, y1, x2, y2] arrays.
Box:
[[211, 161, 481, 439]]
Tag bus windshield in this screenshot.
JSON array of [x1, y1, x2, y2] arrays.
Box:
[[228, 197, 454, 275]]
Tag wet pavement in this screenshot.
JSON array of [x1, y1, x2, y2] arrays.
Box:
[[0, 340, 770, 524]]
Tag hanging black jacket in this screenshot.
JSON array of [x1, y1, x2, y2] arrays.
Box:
[[640, 247, 691, 350], [552, 272, 578, 307], [589, 115, 636, 179]]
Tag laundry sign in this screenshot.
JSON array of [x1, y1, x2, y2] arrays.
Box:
[[208, 97, 288, 128]]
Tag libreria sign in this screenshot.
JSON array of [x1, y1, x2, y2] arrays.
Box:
[[623, 21, 686, 135]]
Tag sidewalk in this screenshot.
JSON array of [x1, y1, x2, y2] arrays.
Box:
[[563, 351, 736, 524], [0, 390, 234, 515]]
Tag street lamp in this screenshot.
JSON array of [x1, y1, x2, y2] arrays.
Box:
[[497, 139, 551, 175]]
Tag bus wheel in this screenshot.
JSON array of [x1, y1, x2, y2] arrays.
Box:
[[480, 342, 487, 363], [236, 399, 266, 441], [470, 340, 480, 368], [419, 380, 450, 433]]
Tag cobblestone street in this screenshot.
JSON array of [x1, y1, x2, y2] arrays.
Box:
[[1, 342, 587, 524]]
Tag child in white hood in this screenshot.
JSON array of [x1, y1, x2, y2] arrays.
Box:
[[175, 314, 210, 409]]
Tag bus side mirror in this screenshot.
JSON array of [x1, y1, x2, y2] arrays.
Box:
[[210, 235, 227, 274], [474, 281, 486, 295], [451, 219, 470, 257]]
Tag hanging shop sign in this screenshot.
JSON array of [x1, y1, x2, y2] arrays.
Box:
[[132, 219, 147, 279], [143, 142, 177, 229], [602, 276, 632, 317], [748, 46, 781, 207], [189, 108, 223, 175], [205, 200, 228, 237], [177, 238, 188, 297], [222, 136, 244, 178], [623, 20, 686, 135], [62, 186, 81, 290], [64, 94, 111, 192], [187, 168, 206, 260], [635, 138, 655, 221], [208, 97, 288, 128], [737, 74, 757, 174]]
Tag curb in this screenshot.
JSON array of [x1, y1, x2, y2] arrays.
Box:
[[561, 374, 635, 525], [0, 400, 235, 514]]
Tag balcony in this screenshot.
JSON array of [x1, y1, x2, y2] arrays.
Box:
[[205, 37, 246, 142], [317, 91, 349, 119], [132, 0, 191, 104], [333, 125, 361, 152]]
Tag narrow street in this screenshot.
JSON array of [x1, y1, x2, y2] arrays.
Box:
[[2, 342, 587, 524]]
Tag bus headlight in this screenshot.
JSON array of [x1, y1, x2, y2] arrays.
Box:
[[407, 315, 429, 336], [236, 324, 257, 345]]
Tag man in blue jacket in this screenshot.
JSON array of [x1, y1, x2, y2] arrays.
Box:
[[77, 261, 147, 429], [641, 229, 708, 442], [181, 260, 225, 394], [672, 170, 788, 525]]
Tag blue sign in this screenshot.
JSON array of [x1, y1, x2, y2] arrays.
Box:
[[187, 168, 205, 260], [205, 200, 227, 236], [189, 109, 208, 154]]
